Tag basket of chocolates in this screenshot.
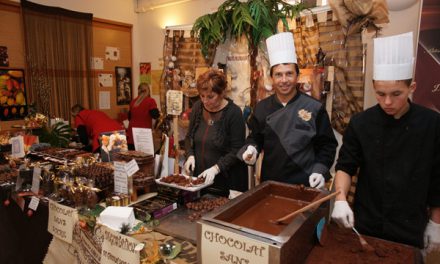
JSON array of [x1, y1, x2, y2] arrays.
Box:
[[75, 163, 114, 190], [0, 164, 18, 183]]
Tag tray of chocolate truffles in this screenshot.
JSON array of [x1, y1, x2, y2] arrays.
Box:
[[29, 146, 92, 163], [186, 196, 229, 222], [132, 194, 178, 219], [156, 174, 213, 192]]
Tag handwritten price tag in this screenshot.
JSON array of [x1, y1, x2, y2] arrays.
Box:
[[28, 196, 40, 211], [125, 159, 139, 177]]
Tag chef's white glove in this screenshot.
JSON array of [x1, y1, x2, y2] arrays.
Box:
[[242, 145, 258, 165], [198, 165, 220, 183], [309, 173, 325, 189], [424, 219, 440, 248], [184, 155, 195, 174], [331, 200, 354, 228]]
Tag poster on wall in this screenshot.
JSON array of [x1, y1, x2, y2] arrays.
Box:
[[0, 46, 9, 67], [105, 46, 120, 61], [99, 91, 111, 110], [100, 130, 128, 162], [139, 62, 151, 84], [115, 67, 132, 105], [91, 57, 104, 70], [0, 69, 28, 121], [98, 73, 113, 87], [413, 0, 440, 112]]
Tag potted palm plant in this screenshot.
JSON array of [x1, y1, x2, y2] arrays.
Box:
[[192, 0, 306, 106], [39, 121, 72, 148]]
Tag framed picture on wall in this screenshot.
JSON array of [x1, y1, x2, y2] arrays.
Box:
[[139, 62, 151, 84], [115, 66, 132, 105], [414, 0, 440, 112], [0, 69, 28, 121], [0, 46, 9, 67]]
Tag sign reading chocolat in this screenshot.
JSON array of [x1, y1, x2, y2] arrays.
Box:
[[201, 224, 269, 264]]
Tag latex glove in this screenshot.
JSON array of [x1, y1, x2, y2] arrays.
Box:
[[331, 200, 354, 228], [424, 219, 440, 248], [309, 173, 325, 189], [198, 165, 220, 183], [242, 145, 258, 165], [184, 156, 195, 174]]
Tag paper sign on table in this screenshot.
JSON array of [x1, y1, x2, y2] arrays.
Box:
[[15, 173, 23, 191], [100, 225, 141, 264], [10, 136, 25, 158], [132, 127, 154, 155], [48, 200, 78, 244], [31, 166, 41, 194], [29, 196, 39, 211], [201, 224, 269, 264], [113, 161, 128, 194], [125, 159, 139, 177]]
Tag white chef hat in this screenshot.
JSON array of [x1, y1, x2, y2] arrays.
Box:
[[373, 32, 414, 81], [266, 32, 297, 67]]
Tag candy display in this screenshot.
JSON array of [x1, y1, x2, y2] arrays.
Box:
[[0, 164, 18, 183], [185, 196, 229, 221], [75, 163, 114, 190]]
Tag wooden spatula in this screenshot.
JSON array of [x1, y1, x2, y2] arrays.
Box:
[[270, 190, 341, 225], [352, 227, 374, 252]]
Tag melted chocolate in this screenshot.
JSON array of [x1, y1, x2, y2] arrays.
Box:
[[229, 194, 305, 236]]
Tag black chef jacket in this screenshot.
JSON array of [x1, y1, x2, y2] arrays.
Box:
[[240, 91, 337, 185], [336, 102, 440, 248]]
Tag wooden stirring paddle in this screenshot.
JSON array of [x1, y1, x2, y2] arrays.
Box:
[[270, 190, 341, 225]]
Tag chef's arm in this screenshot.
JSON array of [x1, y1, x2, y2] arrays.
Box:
[[237, 112, 263, 161], [313, 107, 338, 174], [430, 207, 440, 224], [334, 170, 352, 201]]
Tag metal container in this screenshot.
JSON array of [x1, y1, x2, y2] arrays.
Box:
[[197, 181, 329, 264]]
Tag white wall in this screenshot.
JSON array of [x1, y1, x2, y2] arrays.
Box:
[[135, 0, 224, 70]]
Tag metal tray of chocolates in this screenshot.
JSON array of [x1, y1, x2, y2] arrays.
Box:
[[155, 174, 213, 192]]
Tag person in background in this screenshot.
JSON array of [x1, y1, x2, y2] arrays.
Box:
[[184, 69, 248, 197], [127, 83, 160, 150], [238, 32, 337, 188], [71, 104, 123, 152], [331, 32, 440, 249]]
